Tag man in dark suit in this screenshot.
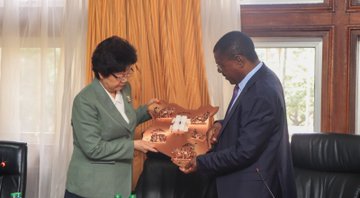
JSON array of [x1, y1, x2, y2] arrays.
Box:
[[180, 31, 297, 198]]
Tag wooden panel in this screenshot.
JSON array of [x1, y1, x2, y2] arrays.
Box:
[[242, 13, 333, 27], [350, 13, 360, 23], [241, 0, 334, 13], [348, 28, 360, 133], [348, 0, 360, 11]]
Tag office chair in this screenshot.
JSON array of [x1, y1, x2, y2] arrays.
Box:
[[0, 141, 27, 197], [291, 133, 360, 198]]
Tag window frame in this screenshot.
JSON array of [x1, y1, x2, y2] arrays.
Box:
[[356, 38, 360, 134], [253, 37, 323, 132]]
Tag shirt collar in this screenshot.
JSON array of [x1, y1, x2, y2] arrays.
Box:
[[99, 82, 122, 104], [237, 61, 263, 91]]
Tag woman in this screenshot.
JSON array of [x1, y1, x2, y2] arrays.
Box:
[[65, 36, 157, 198]]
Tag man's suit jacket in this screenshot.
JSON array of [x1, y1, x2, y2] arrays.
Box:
[[66, 79, 150, 198], [197, 65, 297, 198]]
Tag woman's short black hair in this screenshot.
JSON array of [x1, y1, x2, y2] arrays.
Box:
[[213, 31, 258, 62], [91, 36, 137, 79]]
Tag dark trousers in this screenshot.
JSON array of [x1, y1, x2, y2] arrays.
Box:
[[64, 190, 85, 198]]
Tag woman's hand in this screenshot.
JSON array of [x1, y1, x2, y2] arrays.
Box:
[[134, 140, 158, 153], [147, 98, 160, 106], [146, 98, 160, 113]]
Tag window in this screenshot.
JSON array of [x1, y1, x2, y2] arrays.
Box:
[[253, 38, 322, 135], [0, 4, 63, 137], [0, 1, 87, 197], [0, 0, 64, 7], [352, 0, 360, 5], [19, 47, 60, 134]]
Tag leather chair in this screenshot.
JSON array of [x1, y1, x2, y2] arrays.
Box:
[[291, 133, 360, 198], [135, 152, 217, 198], [0, 141, 27, 197]]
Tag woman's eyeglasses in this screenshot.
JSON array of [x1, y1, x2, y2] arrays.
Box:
[[111, 66, 135, 82]]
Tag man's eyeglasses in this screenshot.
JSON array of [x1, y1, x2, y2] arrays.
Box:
[[217, 64, 223, 73], [111, 66, 135, 82]]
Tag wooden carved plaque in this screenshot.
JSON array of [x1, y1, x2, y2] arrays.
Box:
[[143, 100, 219, 167]]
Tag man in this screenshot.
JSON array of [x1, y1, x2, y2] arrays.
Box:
[[180, 31, 297, 198]]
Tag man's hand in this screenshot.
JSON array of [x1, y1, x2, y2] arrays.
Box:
[[207, 122, 222, 148], [179, 157, 197, 174]]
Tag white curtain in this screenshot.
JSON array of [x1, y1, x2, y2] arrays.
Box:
[[0, 0, 88, 197], [201, 0, 241, 118]]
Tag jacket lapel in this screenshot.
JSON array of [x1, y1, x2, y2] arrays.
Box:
[[218, 65, 269, 138], [92, 79, 133, 133], [120, 87, 137, 131]]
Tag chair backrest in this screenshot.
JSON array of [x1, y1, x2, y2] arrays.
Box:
[[291, 133, 360, 198], [0, 141, 27, 198]]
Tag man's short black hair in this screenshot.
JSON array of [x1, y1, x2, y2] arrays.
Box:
[[213, 31, 258, 62]]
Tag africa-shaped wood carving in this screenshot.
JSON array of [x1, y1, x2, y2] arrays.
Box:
[[143, 100, 219, 167]]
